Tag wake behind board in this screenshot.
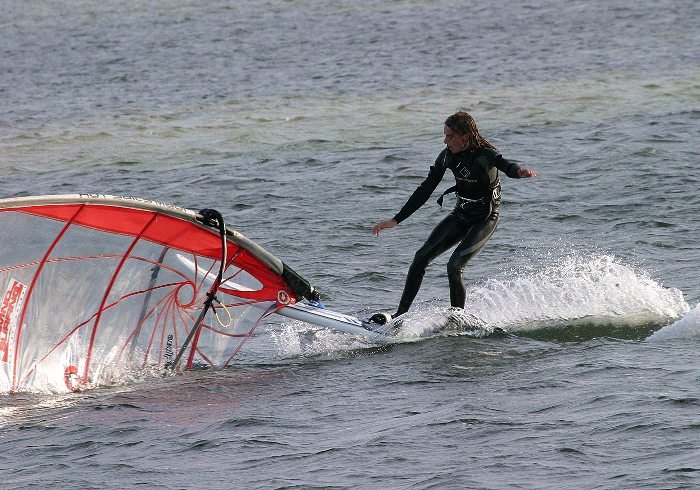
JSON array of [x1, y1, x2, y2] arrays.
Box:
[[276, 302, 397, 345]]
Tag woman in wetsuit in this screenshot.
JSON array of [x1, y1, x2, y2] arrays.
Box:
[[372, 111, 537, 320]]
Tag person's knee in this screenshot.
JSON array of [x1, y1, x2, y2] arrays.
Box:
[[411, 248, 433, 269]]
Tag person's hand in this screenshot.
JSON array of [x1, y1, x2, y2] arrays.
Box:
[[373, 219, 397, 237], [518, 167, 537, 178]]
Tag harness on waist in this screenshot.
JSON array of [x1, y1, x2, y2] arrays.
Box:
[[436, 181, 502, 208]]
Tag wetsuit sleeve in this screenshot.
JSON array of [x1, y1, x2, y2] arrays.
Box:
[[393, 151, 448, 224], [482, 148, 522, 178]]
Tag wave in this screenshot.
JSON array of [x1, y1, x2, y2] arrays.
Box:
[[465, 253, 688, 341]]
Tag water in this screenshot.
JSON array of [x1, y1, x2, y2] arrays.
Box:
[[1, 0, 699, 487]]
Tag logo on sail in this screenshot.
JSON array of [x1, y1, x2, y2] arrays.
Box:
[[0, 278, 28, 363]]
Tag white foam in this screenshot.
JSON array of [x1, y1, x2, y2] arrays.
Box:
[[466, 254, 688, 333], [270, 319, 375, 357], [646, 303, 700, 341]]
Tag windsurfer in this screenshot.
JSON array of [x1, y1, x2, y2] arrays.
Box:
[[372, 111, 537, 322]]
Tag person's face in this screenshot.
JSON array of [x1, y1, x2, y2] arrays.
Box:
[[443, 124, 468, 153]]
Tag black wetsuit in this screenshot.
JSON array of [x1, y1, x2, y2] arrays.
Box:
[[392, 146, 523, 316]]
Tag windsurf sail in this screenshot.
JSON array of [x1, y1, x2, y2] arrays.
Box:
[[0, 194, 319, 393]]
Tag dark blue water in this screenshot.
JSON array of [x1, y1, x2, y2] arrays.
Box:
[[2, 0, 699, 488]]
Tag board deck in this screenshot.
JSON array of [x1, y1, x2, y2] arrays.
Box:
[[276, 302, 396, 344]]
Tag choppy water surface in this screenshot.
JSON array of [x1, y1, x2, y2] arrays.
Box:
[[1, 0, 699, 488]]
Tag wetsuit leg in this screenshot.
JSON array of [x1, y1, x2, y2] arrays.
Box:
[[395, 211, 472, 316], [446, 214, 498, 308]]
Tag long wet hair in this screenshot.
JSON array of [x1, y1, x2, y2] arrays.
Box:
[[444, 111, 495, 150]]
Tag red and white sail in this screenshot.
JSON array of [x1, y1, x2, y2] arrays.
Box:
[[0, 194, 317, 392]]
